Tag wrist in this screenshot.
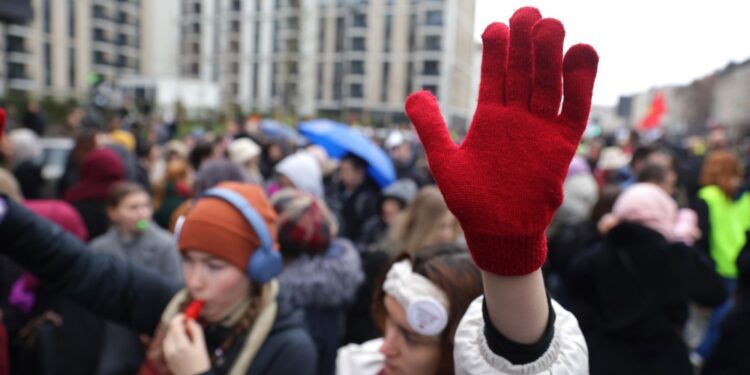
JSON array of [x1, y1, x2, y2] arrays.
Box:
[[464, 231, 547, 276]]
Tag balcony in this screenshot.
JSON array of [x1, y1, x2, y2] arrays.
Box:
[[8, 78, 36, 91], [6, 24, 31, 37], [119, 23, 138, 35], [118, 44, 140, 58], [91, 63, 118, 75], [118, 1, 140, 14], [7, 51, 33, 64], [92, 18, 118, 33], [92, 41, 118, 54]]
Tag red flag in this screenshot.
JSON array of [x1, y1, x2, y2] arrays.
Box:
[[0, 108, 6, 142], [638, 92, 666, 130]]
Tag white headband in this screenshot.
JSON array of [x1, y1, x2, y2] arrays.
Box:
[[383, 259, 449, 337]]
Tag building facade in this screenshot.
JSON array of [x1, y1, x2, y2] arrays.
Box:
[[179, 0, 476, 128], [0, 0, 143, 98]]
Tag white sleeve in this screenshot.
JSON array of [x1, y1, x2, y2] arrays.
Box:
[[453, 297, 588, 375]]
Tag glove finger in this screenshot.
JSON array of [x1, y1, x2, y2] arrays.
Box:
[[530, 18, 565, 119], [478, 22, 509, 104], [506, 7, 541, 108], [405, 91, 456, 164], [559, 44, 599, 135]]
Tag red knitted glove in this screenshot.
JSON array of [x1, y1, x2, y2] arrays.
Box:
[[405, 7, 598, 276]]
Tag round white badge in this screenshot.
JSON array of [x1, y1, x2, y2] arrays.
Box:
[[406, 298, 449, 336]]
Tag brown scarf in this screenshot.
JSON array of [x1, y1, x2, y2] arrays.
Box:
[[138, 281, 279, 375]]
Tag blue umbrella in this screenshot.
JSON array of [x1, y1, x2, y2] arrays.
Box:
[[260, 119, 306, 145], [299, 119, 395, 188]]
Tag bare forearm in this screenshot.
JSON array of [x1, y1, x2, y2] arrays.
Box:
[[481, 268, 548, 344]]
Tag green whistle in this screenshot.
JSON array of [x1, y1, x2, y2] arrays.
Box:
[[136, 220, 149, 231]]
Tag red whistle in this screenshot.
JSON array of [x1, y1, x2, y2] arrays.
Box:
[[185, 300, 204, 320]]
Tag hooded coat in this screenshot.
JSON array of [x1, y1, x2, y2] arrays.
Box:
[[568, 222, 727, 374], [64, 148, 125, 239]]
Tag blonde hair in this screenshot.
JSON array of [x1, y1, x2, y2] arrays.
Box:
[[386, 185, 460, 255]]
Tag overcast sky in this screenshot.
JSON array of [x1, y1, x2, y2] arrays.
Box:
[[474, 0, 750, 106]]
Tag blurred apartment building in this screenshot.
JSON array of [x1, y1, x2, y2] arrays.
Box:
[[0, 0, 476, 129], [180, 0, 476, 127], [0, 0, 143, 98]]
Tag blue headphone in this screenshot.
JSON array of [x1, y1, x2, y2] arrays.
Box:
[[175, 187, 283, 284]]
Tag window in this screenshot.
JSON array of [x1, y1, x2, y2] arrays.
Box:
[[44, 43, 52, 86], [423, 85, 438, 96], [68, 0, 75, 37], [383, 15, 392, 52], [408, 14, 416, 50], [8, 62, 26, 79], [425, 35, 441, 50], [253, 21, 260, 53], [351, 60, 365, 74], [94, 5, 107, 19], [380, 62, 389, 102], [351, 37, 365, 51], [191, 62, 200, 75], [317, 62, 324, 99], [7, 35, 25, 52], [426, 10, 442, 26], [94, 28, 107, 42], [192, 42, 200, 54], [94, 51, 108, 64], [405, 61, 413, 93], [118, 11, 128, 23], [288, 16, 299, 29], [117, 54, 127, 68], [423, 60, 439, 75], [231, 62, 239, 74], [252, 63, 259, 97], [232, 0, 241, 11], [43, 0, 51, 33], [318, 17, 325, 52], [271, 64, 278, 97], [195, 23, 203, 33], [353, 14, 366, 27], [230, 40, 240, 53], [333, 62, 343, 99], [335, 17, 344, 52], [193, 2, 201, 13], [118, 33, 128, 45], [69, 47, 76, 87], [350, 83, 363, 98]]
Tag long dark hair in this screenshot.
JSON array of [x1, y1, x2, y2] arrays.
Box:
[[373, 244, 483, 375]]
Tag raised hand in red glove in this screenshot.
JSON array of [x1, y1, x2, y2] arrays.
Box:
[[405, 7, 598, 276]]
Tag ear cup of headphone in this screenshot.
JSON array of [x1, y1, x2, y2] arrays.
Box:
[[248, 248, 283, 284]]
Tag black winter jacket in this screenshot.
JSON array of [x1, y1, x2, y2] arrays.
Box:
[[0, 197, 317, 375]]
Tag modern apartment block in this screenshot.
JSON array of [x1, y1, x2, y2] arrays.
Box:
[[0, 0, 143, 98], [180, 0, 476, 128]]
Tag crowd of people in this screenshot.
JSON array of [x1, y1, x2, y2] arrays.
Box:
[[0, 6, 748, 375]]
